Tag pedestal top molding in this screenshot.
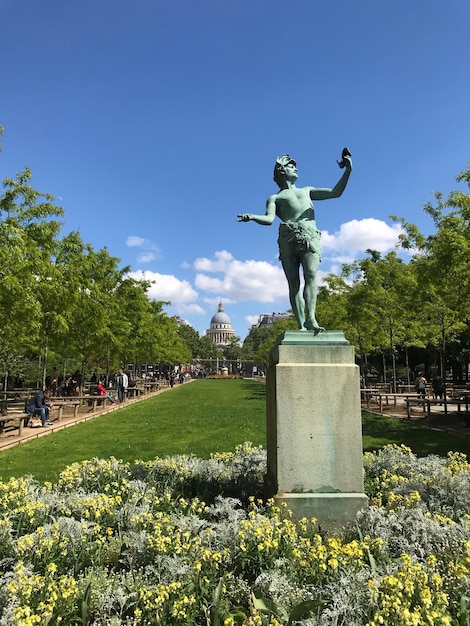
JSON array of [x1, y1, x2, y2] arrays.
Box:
[[276, 330, 350, 346]]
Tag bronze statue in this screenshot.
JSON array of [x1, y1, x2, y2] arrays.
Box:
[[238, 149, 352, 333]]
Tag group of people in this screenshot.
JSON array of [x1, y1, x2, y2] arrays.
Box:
[[46, 370, 82, 396], [414, 371, 446, 400], [89, 369, 131, 404], [168, 372, 187, 388], [24, 368, 132, 428]]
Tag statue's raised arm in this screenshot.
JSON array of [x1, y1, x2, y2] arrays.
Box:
[[309, 148, 352, 201]]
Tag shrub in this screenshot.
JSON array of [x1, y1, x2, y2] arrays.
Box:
[[0, 443, 469, 624]]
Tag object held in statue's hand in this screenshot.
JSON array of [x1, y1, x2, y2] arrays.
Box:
[[337, 147, 352, 169]]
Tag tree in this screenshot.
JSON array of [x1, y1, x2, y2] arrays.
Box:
[[0, 168, 63, 388], [112, 277, 158, 368], [349, 252, 422, 386], [198, 335, 221, 360], [50, 232, 131, 383], [243, 316, 297, 366], [392, 163, 470, 379], [150, 305, 192, 365], [224, 336, 243, 363], [178, 324, 204, 359], [316, 274, 349, 332]]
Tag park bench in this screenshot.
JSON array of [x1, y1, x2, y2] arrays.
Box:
[[374, 392, 421, 415], [126, 386, 142, 398], [0, 400, 29, 436], [406, 396, 470, 426], [361, 391, 421, 414], [0, 388, 36, 401], [140, 380, 169, 394], [0, 398, 52, 435], [51, 399, 81, 419], [360, 388, 380, 404], [51, 395, 108, 415]]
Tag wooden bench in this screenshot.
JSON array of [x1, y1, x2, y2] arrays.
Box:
[[51, 395, 112, 415], [361, 390, 419, 413], [126, 386, 142, 398], [141, 381, 168, 394], [0, 398, 48, 435], [0, 411, 29, 436], [374, 392, 423, 414], [84, 396, 115, 412], [406, 397, 470, 425], [52, 400, 81, 420]]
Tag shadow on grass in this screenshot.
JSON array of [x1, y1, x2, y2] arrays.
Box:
[[241, 379, 266, 400], [362, 411, 470, 458]]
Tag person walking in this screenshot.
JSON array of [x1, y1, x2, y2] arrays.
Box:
[[116, 369, 128, 403], [415, 371, 427, 399], [432, 375, 445, 403]]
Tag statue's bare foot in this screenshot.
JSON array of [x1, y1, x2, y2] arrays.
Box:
[[304, 319, 325, 334]]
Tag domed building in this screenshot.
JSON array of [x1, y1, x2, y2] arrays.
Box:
[[206, 301, 235, 349]]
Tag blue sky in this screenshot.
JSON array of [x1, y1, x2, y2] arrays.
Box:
[[2, 0, 469, 340]]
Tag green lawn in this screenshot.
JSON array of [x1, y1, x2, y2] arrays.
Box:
[[361, 410, 470, 457], [1, 378, 470, 483], [0, 379, 266, 483]]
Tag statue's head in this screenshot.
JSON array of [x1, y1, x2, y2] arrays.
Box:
[[273, 154, 296, 188]]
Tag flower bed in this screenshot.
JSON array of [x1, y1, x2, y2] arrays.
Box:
[[0, 443, 469, 625]]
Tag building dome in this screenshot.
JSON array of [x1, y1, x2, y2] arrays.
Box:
[[210, 303, 231, 325], [206, 301, 235, 349]]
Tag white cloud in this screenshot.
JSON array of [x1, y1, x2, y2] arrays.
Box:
[[126, 235, 161, 263], [194, 252, 287, 303], [245, 314, 260, 327], [203, 296, 236, 307], [128, 270, 198, 303], [126, 236, 148, 247], [321, 218, 402, 255], [137, 252, 158, 263], [179, 303, 206, 315], [194, 250, 234, 272], [195, 274, 224, 292]]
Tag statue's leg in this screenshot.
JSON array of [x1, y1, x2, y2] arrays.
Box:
[[281, 255, 305, 329], [302, 252, 324, 333]]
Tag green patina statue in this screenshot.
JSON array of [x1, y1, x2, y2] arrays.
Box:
[[237, 149, 352, 333]]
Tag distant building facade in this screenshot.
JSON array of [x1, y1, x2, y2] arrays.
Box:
[[249, 311, 293, 334], [206, 302, 235, 349], [172, 315, 189, 327]]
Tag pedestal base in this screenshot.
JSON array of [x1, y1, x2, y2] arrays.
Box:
[[274, 493, 368, 530], [266, 330, 367, 528]]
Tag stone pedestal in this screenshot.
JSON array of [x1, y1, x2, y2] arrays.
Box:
[[265, 330, 367, 529]]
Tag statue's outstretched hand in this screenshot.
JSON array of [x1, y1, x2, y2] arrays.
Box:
[[237, 214, 251, 222], [337, 147, 352, 171], [343, 155, 352, 172]]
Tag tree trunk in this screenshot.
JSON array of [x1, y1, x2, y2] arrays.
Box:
[[42, 329, 49, 390]]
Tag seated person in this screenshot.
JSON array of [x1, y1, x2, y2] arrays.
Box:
[[25, 390, 54, 427], [96, 383, 117, 404], [127, 375, 137, 388]]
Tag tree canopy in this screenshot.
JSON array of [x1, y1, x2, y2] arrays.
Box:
[[0, 168, 191, 387]]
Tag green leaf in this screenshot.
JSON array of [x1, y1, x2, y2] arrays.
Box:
[[288, 598, 328, 624]]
